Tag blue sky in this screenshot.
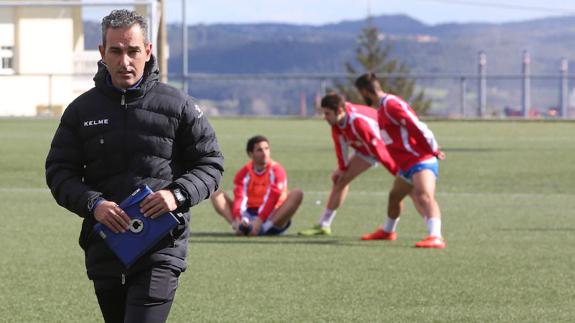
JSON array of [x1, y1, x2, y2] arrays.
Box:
[[84, 0, 575, 25]]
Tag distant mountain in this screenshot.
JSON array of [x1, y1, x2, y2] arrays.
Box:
[[84, 14, 575, 115], [84, 14, 575, 75]]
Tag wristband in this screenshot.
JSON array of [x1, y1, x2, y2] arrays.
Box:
[[88, 197, 104, 214]]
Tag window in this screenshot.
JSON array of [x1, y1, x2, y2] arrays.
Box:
[[0, 46, 14, 74]]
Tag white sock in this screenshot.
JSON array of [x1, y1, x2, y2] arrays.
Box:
[[261, 221, 274, 233], [319, 209, 336, 228], [383, 217, 400, 233], [426, 217, 442, 238]]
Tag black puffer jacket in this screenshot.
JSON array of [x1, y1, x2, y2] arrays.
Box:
[[45, 55, 224, 279]]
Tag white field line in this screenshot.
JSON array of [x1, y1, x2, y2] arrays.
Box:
[[1, 187, 572, 199]]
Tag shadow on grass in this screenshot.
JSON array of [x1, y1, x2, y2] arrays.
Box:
[[188, 231, 404, 248], [442, 147, 501, 153], [496, 228, 575, 232]]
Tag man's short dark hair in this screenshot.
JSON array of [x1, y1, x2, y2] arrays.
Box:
[[321, 93, 344, 112], [355, 73, 378, 94], [246, 135, 269, 154], [101, 9, 149, 46]]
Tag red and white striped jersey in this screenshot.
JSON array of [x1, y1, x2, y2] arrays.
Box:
[[232, 160, 288, 221], [377, 94, 440, 171], [332, 102, 397, 175]]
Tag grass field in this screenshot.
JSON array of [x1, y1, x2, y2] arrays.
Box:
[[1, 118, 574, 322]]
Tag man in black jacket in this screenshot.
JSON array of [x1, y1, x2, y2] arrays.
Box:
[[45, 9, 223, 323]]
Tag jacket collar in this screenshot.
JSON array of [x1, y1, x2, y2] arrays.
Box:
[[93, 54, 160, 101]]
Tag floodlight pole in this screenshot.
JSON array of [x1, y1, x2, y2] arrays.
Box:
[[182, 0, 188, 94], [157, 0, 168, 83]]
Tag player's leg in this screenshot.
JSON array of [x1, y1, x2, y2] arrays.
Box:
[[299, 155, 371, 236], [210, 189, 234, 224], [327, 155, 372, 210], [411, 169, 445, 248], [361, 176, 412, 240], [267, 189, 304, 230]]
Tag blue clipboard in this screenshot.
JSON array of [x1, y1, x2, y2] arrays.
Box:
[[93, 185, 180, 268]]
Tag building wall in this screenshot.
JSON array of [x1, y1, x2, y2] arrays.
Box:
[[15, 7, 74, 74], [0, 7, 84, 116], [0, 7, 13, 45]]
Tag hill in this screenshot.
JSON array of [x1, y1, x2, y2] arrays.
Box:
[[84, 14, 575, 115]]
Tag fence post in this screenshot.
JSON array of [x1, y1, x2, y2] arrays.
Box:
[[560, 57, 568, 118], [300, 91, 307, 117], [522, 50, 531, 118], [48, 73, 53, 110], [460, 76, 467, 117], [478, 51, 487, 117]]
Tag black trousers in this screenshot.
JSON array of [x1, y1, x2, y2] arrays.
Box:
[[93, 265, 180, 323]]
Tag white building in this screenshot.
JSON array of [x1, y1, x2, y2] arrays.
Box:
[[0, 0, 157, 116]]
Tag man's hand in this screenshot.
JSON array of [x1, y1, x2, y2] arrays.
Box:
[[436, 151, 446, 160], [94, 200, 131, 233], [140, 189, 178, 219], [249, 217, 263, 236], [331, 169, 344, 184], [232, 219, 244, 236]]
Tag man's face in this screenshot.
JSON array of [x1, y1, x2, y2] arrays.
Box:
[[248, 141, 271, 167], [322, 107, 345, 126], [99, 24, 152, 90], [359, 89, 374, 106]]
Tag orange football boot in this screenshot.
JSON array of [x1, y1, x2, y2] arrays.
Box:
[[361, 228, 397, 241], [415, 236, 446, 249]]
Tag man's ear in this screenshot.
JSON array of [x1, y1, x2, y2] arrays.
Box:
[[145, 43, 152, 62], [98, 45, 105, 60]]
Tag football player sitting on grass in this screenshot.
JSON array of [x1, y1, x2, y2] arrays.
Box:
[[211, 135, 303, 236]]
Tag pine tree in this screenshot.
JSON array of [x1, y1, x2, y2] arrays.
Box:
[[336, 20, 431, 114]]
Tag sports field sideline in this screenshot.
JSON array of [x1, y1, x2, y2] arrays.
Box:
[[1, 118, 574, 322]]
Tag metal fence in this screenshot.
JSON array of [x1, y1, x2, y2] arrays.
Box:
[[2, 71, 574, 118], [176, 70, 575, 119]]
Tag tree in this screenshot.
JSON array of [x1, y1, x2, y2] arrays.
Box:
[[336, 20, 431, 114]]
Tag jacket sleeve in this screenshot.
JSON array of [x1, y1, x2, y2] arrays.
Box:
[[45, 106, 102, 218], [170, 99, 224, 208]]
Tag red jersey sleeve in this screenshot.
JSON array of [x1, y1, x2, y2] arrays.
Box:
[[257, 163, 287, 221], [352, 118, 397, 175], [331, 127, 347, 171], [385, 98, 439, 155], [232, 166, 250, 220]]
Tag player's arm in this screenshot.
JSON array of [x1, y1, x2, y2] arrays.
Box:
[[331, 128, 348, 171], [231, 167, 249, 221], [353, 119, 398, 175], [386, 99, 440, 156], [257, 165, 287, 222]]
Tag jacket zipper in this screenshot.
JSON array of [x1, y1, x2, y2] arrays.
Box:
[[121, 93, 128, 172], [121, 93, 127, 109]]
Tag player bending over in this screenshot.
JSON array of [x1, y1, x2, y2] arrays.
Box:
[[355, 73, 446, 249], [211, 135, 303, 236], [299, 93, 397, 236]]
